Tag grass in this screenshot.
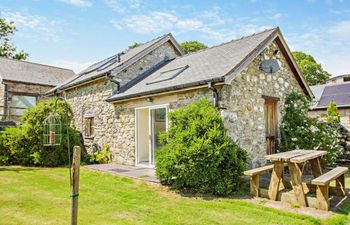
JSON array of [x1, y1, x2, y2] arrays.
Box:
[[0, 167, 349, 225]]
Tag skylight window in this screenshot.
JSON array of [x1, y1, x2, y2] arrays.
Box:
[[147, 65, 188, 85]]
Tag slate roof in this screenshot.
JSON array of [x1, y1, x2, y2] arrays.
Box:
[[54, 33, 183, 91], [0, 57, 75, 86], [314, 83, 350, 109], [310, 85, 327, 101], [107, 28, 279, 102]]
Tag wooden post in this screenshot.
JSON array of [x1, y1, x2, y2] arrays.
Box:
[[288, 162, 307, 207], [268, 161, 284, 201], [70, 146, 81, 225], [316, 185, 329, 211], [309, 158, 322, 178], [250, 175, 260, 197]]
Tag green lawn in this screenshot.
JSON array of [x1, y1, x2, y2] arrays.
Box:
[[0, 166, 349, 225]]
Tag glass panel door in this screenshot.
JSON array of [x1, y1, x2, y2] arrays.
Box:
[[150, 108, 166, 165]]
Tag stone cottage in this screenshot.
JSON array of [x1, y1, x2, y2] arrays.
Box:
[[51, 27, 313, 168], [0, 57, 75, 122]]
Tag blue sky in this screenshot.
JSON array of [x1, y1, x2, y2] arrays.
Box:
[[1, 0, 350, 76]]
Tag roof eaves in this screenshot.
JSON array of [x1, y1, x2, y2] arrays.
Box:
[[275, 29, 313, 98], [106, 77, 226, 102], [2, 79, 55, 87], [311, 104, 350, 110], [224, 28, 279, 84]]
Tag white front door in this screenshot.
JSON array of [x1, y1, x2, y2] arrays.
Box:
[[135, 105, 168, 167]]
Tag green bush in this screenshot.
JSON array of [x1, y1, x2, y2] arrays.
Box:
[[280, 92, 341, 165], [155, 98, 247, 195], [326, 101, 340, 123], [89, 145, 112, 164], [0, 98, 81, 166]]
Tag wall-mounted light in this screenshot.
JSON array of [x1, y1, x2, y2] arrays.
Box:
[[146, 97, 153, 102]]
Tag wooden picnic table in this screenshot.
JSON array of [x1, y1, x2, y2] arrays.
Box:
[[265, 150, 327, 207]]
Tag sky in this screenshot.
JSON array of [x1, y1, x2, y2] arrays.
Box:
[[1, 0, 350, 76]]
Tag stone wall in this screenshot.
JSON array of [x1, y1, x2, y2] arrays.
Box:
[[64, 41, 179, 165], [219, 41, 305, 167], [0, 81, 53, 122], [65, 40, 306, 168], [309, 108, 350, 130]]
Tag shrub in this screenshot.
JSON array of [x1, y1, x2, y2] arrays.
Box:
[[280, 92, 341, 165], [326, 101, 340, 123], [155, 98, 247, 195], [0, 98, 81, 166], [89, 145, 112, 164]]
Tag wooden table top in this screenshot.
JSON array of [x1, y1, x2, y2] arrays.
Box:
[[265, 150, 327, 163]]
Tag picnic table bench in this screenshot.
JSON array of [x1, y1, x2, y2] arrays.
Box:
[[244, 150, 348, 211]]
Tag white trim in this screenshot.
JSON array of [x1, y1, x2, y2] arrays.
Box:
[[225, 32, 278, 84], [135, 103, 169, 167], [135, 103, 170, 110], [224, 30, 313, 98], [275, 30, 313, 98]]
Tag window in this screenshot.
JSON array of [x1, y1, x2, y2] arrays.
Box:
[[84, 117, 94, 137], [10, 95, 37, 116], [344, 77, 350, 82], [147, 65, 188, 84]]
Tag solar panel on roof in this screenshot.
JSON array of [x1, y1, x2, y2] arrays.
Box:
[[147, 65, 188, 85], [81, 54, 119, 74]]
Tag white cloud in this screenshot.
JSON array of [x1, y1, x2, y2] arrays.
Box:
[[111, 20, 123, 30], [239, 24, 271, 36], [286, 20, 350, 76], [328, 20, 350, 40], [270, 13, 283, 20], [124, 11, 204, 34], [105, 0, 126, 13], [59, 0, 92, 8], [111, 8, 272, 44], [104, 0, 141, 13], [1, 10, 61, 41]]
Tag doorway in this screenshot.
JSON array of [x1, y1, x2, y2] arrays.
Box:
[[136, 105, 168, 167], [264, 98, 278, 155]]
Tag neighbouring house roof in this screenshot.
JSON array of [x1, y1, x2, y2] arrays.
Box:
[[312, 82, 350, 109], [52, 33, 183, 92], [0, 57, 75, 86], [327, 74, 350, 81], [107, 27, 312, 102]]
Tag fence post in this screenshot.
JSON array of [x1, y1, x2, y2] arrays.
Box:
[[70, 146, 81, 225]]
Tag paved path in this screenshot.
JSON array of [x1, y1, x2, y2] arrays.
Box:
[[84, 163, 158, 183]]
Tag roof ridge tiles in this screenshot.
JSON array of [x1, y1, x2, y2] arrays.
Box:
[[171, 27, 278, 60]]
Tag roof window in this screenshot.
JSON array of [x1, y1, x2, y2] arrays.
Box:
[[147, 65, 188, 85]]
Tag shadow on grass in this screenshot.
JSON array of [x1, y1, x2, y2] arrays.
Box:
[[160, 177, 252, 201], [0, 166, 40, 172]]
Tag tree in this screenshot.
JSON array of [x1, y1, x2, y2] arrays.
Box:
[[128, 42, 141, 49], [0, 18, 28, 60], [180, 41, 207, 54], [326, 101, 340, 123], [292, 51, 330, 86]]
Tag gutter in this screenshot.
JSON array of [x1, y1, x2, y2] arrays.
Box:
[[106, 77, 226, 103], [2, 79, 56, 87], [310, 105, 350, 110]]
